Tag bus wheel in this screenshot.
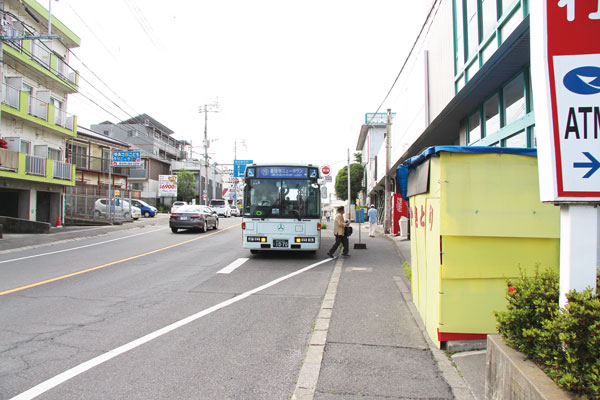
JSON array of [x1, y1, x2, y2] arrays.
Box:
[[250, 250, 259, 254]]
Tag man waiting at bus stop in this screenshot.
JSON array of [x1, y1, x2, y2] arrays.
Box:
[[327, 206, 350, 258]]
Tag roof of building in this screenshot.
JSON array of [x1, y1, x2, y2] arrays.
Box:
[[76, 126, 130, 148], [119, 114, 174, 135]]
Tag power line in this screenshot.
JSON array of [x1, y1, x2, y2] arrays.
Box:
[[365, 0, 440, 127]]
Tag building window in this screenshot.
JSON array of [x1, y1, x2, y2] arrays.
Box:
[[484, 93, 500, 137], [454, 0, 527, 92], [70, 144, 87, 169], [466, 0, 479, 58], [48, 147, 61, 161], [503, 130, 526, 147], [503, 72, 526, 125], [454, 0, 465, 73], [128, 130, 133, 137], [20, 140, 31, 154], [467, 111, 481, 144]]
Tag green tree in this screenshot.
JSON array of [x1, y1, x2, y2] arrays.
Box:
[[334, 162, 364, 202], [176, 169, 196, 203]]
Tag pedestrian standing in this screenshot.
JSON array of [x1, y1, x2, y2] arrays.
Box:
[[327, 206, 350, 257], [368, 204, 378, 237]]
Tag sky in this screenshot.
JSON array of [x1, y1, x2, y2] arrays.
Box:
[[49, 0, 428, 179]]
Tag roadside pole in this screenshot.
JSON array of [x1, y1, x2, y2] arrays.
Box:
[[384, 109, 392, 234], [347, 149, 351, 221], [531, 1, 599, 306]]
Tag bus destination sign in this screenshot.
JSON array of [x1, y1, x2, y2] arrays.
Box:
[[257, 167, 308, 179]]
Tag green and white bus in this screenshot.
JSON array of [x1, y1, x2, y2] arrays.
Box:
[[241, 164, 322, 253]]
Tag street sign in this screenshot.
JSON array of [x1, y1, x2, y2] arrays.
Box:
[[321, 164, 331, 176], [532, 0, 600, 202], [325, 176, 332, 183], [202, 193, 208, 199], [112, 151, 142, 167], [531, 0, 600, 306], [234, 159, 253, 177]]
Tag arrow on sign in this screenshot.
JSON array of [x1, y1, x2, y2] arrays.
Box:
[[573, 152, 600, 178]]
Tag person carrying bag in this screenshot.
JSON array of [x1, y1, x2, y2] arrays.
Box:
[[327, 206, 350, 258]]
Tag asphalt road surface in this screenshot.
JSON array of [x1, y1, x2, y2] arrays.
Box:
[[0, 216, 337, 399]]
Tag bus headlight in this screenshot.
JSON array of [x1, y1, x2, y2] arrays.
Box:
[[295, 237, 316, 243]]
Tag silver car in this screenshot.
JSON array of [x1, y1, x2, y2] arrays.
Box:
[[94, 198, 141, 220], [169, 205, 219, 233]]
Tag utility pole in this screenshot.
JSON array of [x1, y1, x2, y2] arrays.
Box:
[[384, 109, 392, 234], [347, 149, 351, 221], [198, 101, 219, 205]]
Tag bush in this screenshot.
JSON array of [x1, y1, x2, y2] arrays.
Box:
[[495, 269, 600, 398]]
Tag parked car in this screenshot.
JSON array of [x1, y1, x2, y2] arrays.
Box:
[[229, 205, 240, 217], [170, 201, 187, 214], [169, 205, 218, 233], [130, 199, 157, 217], [209, 199, 231, 217], [94, 199, 141, 220]]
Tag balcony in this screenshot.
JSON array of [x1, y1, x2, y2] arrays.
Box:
[[0, 149, 75, 185], [1, 34, 79, 93], [1, 83, 77, 138]]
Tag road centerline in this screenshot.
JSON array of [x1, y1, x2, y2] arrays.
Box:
[[10, 256, 335, 400], [0, 224, 239, 297]]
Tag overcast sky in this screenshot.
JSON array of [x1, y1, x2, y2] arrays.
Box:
[[50, 0, 427, 177]]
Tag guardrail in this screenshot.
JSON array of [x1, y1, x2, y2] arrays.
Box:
[[25, 154, 46, 176], [53, 160, 72, 180]]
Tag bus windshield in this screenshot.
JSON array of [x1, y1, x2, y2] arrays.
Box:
[[244, 178, 320, 219]]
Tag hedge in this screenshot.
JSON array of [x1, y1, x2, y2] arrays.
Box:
[[495, 268, 600, 399]]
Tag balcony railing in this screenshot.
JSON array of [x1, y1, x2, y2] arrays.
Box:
[[2, 84, 19, 109], [57, 58, 77, 85], [25, 154, 46, 176], [53, 160, 72, 180], [2, 84, 76, 134], [31, 40, 51, 69]]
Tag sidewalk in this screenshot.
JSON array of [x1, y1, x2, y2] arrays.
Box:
[[0, 214, 170, 253], [295, 222, 481, 399]]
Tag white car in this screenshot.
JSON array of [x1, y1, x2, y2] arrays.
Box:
[[209, 199, 231, 217], [170, 201, 187, 214], [94, 198, 141, 220], [229, 205, 240, 217]]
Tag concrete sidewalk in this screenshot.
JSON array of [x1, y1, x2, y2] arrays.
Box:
[[295, 223, 480, 399]]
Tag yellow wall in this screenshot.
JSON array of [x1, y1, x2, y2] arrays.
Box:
[[410, 152, 560, 347]]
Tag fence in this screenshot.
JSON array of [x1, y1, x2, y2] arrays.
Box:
[[65, 186, 136, 222]]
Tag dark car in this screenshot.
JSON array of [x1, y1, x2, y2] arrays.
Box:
[[169, 205, 218, 233]]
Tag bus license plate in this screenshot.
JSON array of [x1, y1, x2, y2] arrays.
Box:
[[273, 239, 288, 248]]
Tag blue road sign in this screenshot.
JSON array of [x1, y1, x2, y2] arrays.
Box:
[[234, 159, 253, 177], [112, 151, 142, 166]]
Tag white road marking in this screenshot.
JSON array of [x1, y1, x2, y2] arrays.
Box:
[[217, 257, 249, 274], [0, 228, 167, 265], [10, 257, 335, 400]]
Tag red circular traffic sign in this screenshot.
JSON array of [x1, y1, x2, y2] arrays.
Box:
[[321, 165, 331, 176]]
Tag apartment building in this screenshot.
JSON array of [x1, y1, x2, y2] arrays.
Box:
[[0, 0, 79, 225], [92, 114, 191, 205], [171, 158, 225, 204]]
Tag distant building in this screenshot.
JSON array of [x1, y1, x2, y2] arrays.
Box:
[[0, 0, 80, 225], [92, 114, 191, 204]]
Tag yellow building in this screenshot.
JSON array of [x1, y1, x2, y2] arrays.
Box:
[[0, 0, 79, 225]]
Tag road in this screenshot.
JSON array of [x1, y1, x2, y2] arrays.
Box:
[[0, 216, 337, 399]]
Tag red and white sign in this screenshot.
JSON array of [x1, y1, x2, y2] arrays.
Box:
[[320, 165, 331, 176], [222, 188, 228, 197], [532, 1, 600, 202], [158, 175, 177, 197]]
